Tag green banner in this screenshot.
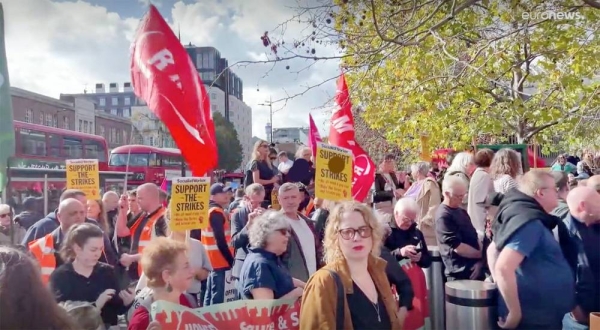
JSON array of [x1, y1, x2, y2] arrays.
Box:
[[0, 3, 15, 192]]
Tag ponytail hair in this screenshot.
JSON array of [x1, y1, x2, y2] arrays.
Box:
[[60, 223, 104, 262]]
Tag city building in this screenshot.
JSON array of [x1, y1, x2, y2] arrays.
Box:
[[184, 45, 244, 121], [185, 45, 252, 168], [271, 127, 309, 145], [130, 105, 175, 148], [11, 87, 75, 130], [12, 87, 133, 150]]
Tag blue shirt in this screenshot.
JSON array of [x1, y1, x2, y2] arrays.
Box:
[[498, 221, 575, 328], [237, 248, 295, 300]]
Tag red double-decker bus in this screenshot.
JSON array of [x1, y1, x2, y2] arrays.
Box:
[[7, 121, 111, 210], [108, 145, 191, 190]]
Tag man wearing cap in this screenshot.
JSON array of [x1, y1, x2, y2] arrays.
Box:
[[201, 183, 235, 306], [13, 196, 43, 230]]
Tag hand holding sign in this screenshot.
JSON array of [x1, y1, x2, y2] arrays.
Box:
[[169, 177, 211, 231]]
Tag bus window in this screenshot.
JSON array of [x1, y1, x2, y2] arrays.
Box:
[[63, 136, 83, 158], [109, 154, 149, 167], [160, 154, 182, 167], [149, 153, 158, 166], [19, 129, 47, 156], [85, 140, 107, 162], [48, 134, 61, 157]]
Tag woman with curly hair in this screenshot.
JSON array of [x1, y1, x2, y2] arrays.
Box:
[[300, 201, 403, 330], [490, 148, 522, 194], [237, 211, 305, 300]]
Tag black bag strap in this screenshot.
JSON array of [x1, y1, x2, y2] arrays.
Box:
[[325, 269, 345, 330]]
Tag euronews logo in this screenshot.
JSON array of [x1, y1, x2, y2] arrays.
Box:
[[522, 11, 583, 20]]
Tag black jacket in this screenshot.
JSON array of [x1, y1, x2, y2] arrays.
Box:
[[373, 172, 401, 203], [492, 189, 561, 250], [491, 189, 578, 275], [385, 223, 432, 269], [380, 246, 414, 310]]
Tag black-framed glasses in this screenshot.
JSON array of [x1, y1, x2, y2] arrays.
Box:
[[338, 226, 372, 240]]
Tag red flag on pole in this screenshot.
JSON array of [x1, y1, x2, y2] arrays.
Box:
[[130, 5, 217, 177], [308, 113, 322, 160], [329, 73, 375, 202]]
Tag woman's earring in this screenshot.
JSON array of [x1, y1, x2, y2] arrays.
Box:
[[166, 282, 173, 293]]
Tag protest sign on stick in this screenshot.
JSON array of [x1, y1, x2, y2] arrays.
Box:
[[169, 177, 210, 231], [66, 159, 100, 199]]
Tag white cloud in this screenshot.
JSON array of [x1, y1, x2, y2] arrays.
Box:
[[4, 0, 339, 140], [138, 0, 162, 8]]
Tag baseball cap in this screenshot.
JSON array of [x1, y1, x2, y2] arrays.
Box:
[[210, 183, 232, 196], [550, 171, 569, 190]]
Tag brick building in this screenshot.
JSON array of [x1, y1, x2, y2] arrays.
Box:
[[11, 87, 76, 129], [11, 87, 132, 150]]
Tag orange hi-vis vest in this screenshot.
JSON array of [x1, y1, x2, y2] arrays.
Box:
[[29, 233, 57, 285], [130, 207, 166, 276], [201, 207, 234, 269], [304, 198, 315, 217]]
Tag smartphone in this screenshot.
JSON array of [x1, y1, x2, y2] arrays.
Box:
[[414, 241, 423, 254]]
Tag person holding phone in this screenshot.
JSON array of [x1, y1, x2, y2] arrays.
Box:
[[50, 223, 134, 329], [385, 198, 432, 330]]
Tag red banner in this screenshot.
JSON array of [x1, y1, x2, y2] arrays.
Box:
[[130, 5, 217, 177], [328, 73, 375, 202], [308, 113, 322, 161], [152, 299, 300, 330]]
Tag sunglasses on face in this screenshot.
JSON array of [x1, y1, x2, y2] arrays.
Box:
[[260, 144, 269, 148], [270, 157, 277, 161], [0, 213, 9, 218], [338, 226, 372, 240]]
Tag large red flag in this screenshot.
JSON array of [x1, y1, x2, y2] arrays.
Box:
[[308, 113, 322, 160], [329, 73, 375, 202], [130, 5, 217, 177]]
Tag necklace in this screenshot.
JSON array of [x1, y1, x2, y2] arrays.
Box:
[[372, 300, 381, 322]]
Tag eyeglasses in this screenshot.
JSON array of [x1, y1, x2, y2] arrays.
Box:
[[338, 226, 372, 240], [260, 144, 269, 148], [270, 157, 277, 161], [0, 214, 9, 218]]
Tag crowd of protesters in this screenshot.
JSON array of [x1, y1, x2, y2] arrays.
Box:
[[0, 143, 599, 330]]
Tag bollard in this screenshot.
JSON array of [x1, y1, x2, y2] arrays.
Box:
[[423, 245, 445, 330], [445, 280, 497, 330]]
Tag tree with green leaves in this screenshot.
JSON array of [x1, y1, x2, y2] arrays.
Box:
[[255, 0, 600, 156], [213, 112, 243, 172], [336, 0, 600, 153]]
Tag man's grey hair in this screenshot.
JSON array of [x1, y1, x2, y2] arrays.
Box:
[[58, 301, 103, 330], [245, 183, 265, 196], [411, 161, 430, 177], [447, 152, 474, 174], [519, 170, 554, 197], [394, 198, 419, 215], [279, 182, 299, 195], [248, 211, 290, 248], [102, 191, 118, 201], [442, 175, 467, 194]]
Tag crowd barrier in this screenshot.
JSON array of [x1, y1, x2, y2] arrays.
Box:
[[423, 246, 445, 330], [445, 280, 497, 330]]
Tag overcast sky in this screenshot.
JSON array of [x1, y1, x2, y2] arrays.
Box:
[[3, 0, 340, 140]]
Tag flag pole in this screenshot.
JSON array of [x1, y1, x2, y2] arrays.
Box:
[[123, 125, 134, 193], [0, 156, 8, 204]]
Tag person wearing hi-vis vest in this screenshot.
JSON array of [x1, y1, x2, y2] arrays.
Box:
[[201, 183, 235, 306], [28, 198, 86, 285], [115, 183, 168, 279]]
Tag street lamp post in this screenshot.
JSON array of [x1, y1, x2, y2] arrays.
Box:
[[258, 96, 273, 144]]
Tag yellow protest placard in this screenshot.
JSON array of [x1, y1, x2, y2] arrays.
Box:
[[315, 142, 353, 201], [169, 177, 210, 231], [271, 190, 281, 210], [66, 159, 100, 199]]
